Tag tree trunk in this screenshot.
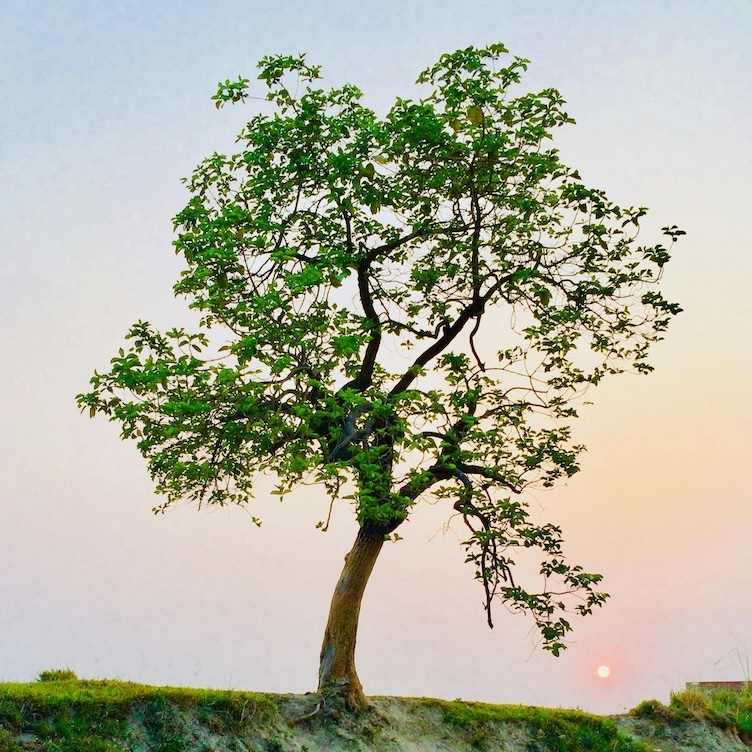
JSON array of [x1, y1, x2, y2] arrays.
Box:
[[318, 521, 387, 709]]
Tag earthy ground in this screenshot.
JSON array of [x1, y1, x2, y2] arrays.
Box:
[[117, 694, 752, 751], [2, 682, 751, 751]]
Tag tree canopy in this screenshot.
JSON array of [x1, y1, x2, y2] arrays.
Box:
[[78, 43, 682, 703]]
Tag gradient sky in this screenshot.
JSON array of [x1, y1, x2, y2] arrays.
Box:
[[2, 0, 750, 715]]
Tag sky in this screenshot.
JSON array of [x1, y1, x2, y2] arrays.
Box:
[[1, 0, 750, 716]]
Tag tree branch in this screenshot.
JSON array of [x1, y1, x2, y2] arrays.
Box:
[[389, 271, 517, 397], [350, 257, 382, 390], [365, 222, 469, 264], [327, 403, 375, 461], [455, 462, 522, 495]]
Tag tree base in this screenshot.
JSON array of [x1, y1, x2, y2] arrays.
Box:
[[317, 677, 369, 713]]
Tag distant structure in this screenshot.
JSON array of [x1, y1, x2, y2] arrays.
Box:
[[686, 681, 749, 691]]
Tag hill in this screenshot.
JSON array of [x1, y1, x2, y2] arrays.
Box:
[[0, 673, 750, 751]]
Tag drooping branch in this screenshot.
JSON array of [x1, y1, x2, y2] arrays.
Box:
[[468, 315, 485, 371], [448, 469, 512, 628]]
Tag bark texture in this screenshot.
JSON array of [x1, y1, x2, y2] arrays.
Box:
[[318, 522, 387, 709]]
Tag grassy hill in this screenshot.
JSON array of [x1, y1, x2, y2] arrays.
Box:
[[0, 671, 750, 751]]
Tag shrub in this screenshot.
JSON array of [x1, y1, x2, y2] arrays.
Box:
[[736, 710, 752, 738], [667, 686, 752, 740], [629, 699, 670, 719], [668, 687, 710, 720], [37, 669, 78, 683]]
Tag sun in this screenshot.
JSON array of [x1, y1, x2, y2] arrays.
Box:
[[597, 665, 611, 679]]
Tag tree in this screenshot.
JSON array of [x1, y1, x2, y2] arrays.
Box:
[[78, 43, 682, 709]]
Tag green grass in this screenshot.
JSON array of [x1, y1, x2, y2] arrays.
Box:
[[2, 671, 750, 751], [37, 668, 79, 683], [629, 684, 752, 741], [0, 671, 276, 752], [432, 698, 654, 752]]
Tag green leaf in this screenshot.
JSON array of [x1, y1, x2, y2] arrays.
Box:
[[332, 335, 361, 357], [467, 106, 484, 125], [536, 286, 552, 306]]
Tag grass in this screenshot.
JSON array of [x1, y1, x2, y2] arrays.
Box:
[[629, 684, 752, 741], [432, 698, 655, 752], [0, 670, 277, 752], [2, 670, 751, 751]]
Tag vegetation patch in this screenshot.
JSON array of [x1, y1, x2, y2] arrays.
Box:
[[1, 675, 750, 751], [434, 698, 654, 751], [667, 686, 751, 740], [629, 686, 752, 739], [0, 672, 276, 752]]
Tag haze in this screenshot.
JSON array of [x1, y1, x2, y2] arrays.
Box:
[[1, 0, 750, 715]]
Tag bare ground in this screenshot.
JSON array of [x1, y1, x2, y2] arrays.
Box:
[[116, 694, 752, 752]]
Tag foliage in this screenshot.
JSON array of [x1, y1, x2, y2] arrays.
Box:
[[78, 43, 682, 653]]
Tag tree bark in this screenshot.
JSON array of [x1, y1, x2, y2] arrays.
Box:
[[318, 521, 387, 709]]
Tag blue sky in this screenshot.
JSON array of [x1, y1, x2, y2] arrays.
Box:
[[1, 0, 751, 714]]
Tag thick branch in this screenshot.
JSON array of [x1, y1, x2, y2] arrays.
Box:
[[455, 462, 522, 495], [395, 463, 452, 503], [388, 301, 483, 396], [327, 403, 374, 461], [337, 200, 382, 393], [389, 272, 518, 396], [349, 257, 381, 390]]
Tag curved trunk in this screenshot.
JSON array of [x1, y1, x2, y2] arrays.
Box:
[[318, 521, 387, 709]]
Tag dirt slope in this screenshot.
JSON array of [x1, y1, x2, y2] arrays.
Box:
[[1, 683, 750, 751], [112, 694, 752, 751]]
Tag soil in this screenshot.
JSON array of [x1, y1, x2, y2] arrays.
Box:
[[5, 691, 751, 751], [119, 694, 752, 752]]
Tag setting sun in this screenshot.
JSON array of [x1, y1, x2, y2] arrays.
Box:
[[597, 666, 611, 679]]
